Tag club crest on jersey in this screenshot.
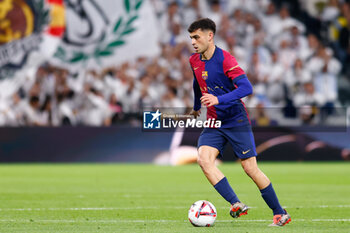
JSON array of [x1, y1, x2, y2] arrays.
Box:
[[202, 71, 208, 80]]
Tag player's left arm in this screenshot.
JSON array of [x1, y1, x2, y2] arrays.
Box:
[[218, 53, 253, 104], [217, 77, 253, 104], [200, 53, 253, 107], [200, 77, 253, 106]]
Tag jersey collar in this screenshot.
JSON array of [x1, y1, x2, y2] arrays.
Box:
[[200, 46, 218, 62]]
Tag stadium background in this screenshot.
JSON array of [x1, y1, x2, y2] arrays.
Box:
[[1, 1, 350, 232], [0, 0, 349, 162]]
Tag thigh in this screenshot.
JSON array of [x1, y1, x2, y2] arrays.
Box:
[[198, 128, 228, 157], [223, 125, 257, 159]]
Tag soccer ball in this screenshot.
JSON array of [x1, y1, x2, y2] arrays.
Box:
[[188, 200, 217, 227]]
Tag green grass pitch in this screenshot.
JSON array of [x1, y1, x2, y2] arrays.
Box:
[[0, 162, 349, 233]]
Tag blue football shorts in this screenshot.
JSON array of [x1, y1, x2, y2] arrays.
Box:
[[197, 125, 257, 159]]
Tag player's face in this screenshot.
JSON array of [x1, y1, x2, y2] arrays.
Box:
[[189, 29, 211, 54]]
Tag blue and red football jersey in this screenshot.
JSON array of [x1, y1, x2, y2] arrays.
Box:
[[190, 46, 251, 128]]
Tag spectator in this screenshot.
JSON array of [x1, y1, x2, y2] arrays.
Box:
[[207, 0, 223, 30], [0, 1, 347, 126], [248, 37, 271, 66], [328, 2, 350, 71], [246, 52, 269, 105], [159, 1, 182, 44], [266, 51, 285, 106], [263, 1, 280, 40], [83, 86, 111, 126], [182, 0, 202, 28], [251, 102, 278, 126], [278, 39, 298, 69], [23, 95, 48, 126], [109, 93, 124, 124], [301, 33, 321, 61], [294, 81, 325, 107], [321, 0, 340, 22], [230, 9, 247, 44], [122, 79, 141, 113], [285, 58, 312, 97], [307, 44, 341, 76]]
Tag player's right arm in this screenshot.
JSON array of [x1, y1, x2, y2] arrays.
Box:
[[191, 72, 202, 118]]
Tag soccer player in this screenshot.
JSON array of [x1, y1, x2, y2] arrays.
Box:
[[188, 18, 291, 226]]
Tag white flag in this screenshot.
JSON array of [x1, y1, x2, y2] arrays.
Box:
[[52, 0, 160, 71]]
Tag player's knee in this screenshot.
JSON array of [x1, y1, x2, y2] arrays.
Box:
[[197, 155, 213, 170], [241, 157, 259, 176], [242, 164, 258, 177], [197, 156, 207, 168]]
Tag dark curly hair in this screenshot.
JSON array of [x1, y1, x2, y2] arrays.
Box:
[[187, 18, 216, 34]]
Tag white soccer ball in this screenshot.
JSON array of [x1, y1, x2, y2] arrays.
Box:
[[188, 200, 217, 227]]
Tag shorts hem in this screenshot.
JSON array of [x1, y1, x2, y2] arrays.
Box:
[[237, 154, 258, 159], [197, 144, 223, 156]]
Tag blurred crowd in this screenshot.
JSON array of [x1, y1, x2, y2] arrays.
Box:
[[0, 0, 350, 126]]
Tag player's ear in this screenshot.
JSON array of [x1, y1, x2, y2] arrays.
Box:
[[208, 31, 214, 41]]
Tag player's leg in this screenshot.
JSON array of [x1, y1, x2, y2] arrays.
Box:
[[241, 157, 284, 213], [240, 157, 291, 226], [197, 129, 248, 218], [229, 124, 290, 226], [224, 125, 290, 224], [198, 145, 240, 205], [197, 145, 224, 185], [240, 156, 270, 189]]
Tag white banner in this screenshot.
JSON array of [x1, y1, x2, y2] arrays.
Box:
[[52, 0, 160, 71]]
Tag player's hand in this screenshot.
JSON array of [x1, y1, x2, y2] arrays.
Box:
[[200, 93, 219, 107], [189, 109, 201, 118]]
